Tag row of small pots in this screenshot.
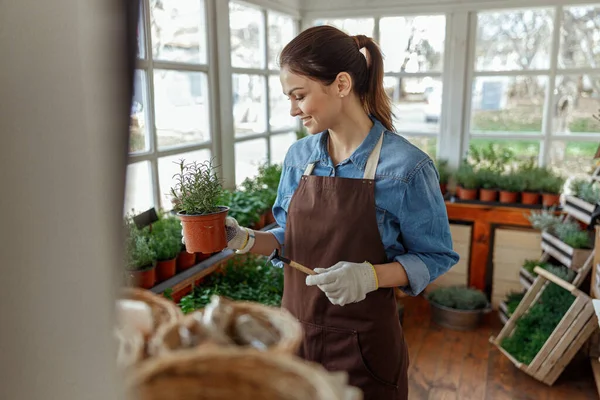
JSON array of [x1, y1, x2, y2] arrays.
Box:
[[453, 186, 560, 207]]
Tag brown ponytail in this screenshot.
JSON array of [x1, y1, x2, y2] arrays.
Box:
[[280, 26, 394, 131], [352, 35, 394, 131]]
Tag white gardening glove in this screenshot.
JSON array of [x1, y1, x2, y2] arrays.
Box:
[[181, 217, 255, 253], [305, 261, 379, 306]]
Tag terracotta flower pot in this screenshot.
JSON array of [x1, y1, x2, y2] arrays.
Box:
[[479, 188, 498, 202], [176, 250, 196, 272], [499, 191, 519, 204], [195, 252, 211, 263], [156, 258, 176, 283], [127, 264, 156, 289], [542, 193, 561, 207], [458, 187, 478, 201], [178, 206, 229, 253], [521, 192, 540, 205]]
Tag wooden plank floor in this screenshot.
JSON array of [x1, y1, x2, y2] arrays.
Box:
[[401, 295, 597, 400]]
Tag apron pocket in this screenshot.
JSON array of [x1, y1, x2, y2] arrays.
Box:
[[298, 321, 324, 363], [322, 325, 400, 389]]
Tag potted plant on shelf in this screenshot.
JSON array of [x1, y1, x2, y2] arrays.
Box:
[[454, 163, 479, 200], [125, 223, 157, 289], [564, 179, 600, 225], [539, 174, 565, 207], [150, 215, 183, 283], [477, 168, 500, 202], [425, 285, 491, 330], [435, 159, 451, 196], [497, 172, 525, 204], [171, 159, 229, 254]]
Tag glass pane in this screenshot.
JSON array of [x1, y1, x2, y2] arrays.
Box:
[[313, 18, 374, 36], [230, 2, 265, 69], [158, 149, 212, 210], [269, 75, 295, 131], [130, 70, 150, 154], [549, 140, 598, 178], [468, 138, 541, 165], [137, 7, 145, 59], [233, 74, 267, 137], [470, 76, 547, 133], [475, 9, 553, 71], [384, 76, 442, 133], [150, 0, 207, 64], [124, 161, 153, 215], [270, 132, 296, 164], [154, 70, 210, 148], [235, 139, 268, 185], [400, 135, 437, 159], [554, 75, 600, 134], [560, 6, 600, 69], [268, 11, 296, 69], [379, 16, 445, 73]]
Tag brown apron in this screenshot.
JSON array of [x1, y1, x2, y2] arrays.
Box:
[[282, 132, 409, 400]]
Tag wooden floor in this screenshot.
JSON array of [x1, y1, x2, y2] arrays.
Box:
[[401, 295, 598, 400]]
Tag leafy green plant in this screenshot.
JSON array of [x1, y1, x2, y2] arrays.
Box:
[[497, 172, 526, 192], [527, 207, 562, 231], [163, 288, 174, 301], [468, 143, 514, 174], [427, 286, 489, 311], [521, 259, 575, 282], [220, 190, 267, 227], [124, 221, 156, 271], [539, 175, 565, 195], [570, 179, 600, 204], [504, 291, 525, 316], [178, 254, 284, 314], [455, 163, 480, 190], [501, 282, 575, 364], [149, 214, 182, 261], [554, 221, 592, 249], [240, 162, 282, 210], [170, 159, 224, 215], [477, 168, 500, 190], [435, 159, 451, 184]]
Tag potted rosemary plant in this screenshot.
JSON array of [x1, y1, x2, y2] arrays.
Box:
[[171, 159, 229, 254], [426, 286, 491, 330]]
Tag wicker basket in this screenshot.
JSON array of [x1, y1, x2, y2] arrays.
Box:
[[149, 299, 302, 356], [115, 326, 145, 369], [128, 347, 361, 400]]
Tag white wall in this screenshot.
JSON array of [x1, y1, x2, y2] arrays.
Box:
[[0, 0, 129, 399]]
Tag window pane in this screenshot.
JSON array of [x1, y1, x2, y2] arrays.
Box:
[[269, 75, 295, 131], [549, 140, 598, 178], [130, 70, 150, 154], [235, 139, 268, 185], [380, 16, 445, 73], [468, 138, 541, 165], [384, 76, 442, 133], [150, 0, 207, 64], [154, 70, 210, 148], [233, 74, 267, 137], [137, 7, 145, 59], [268, 12, 296, 69], [124, 161, 153, 215], [270, 132, 296, 164], [400, 135, 437, 159], [553, 75, 600, 134], [230, 2, 265, 69], [470, 76, 547, 133], [475, 9, 553, 71], [158, 149, 212, 210], [560, 6, 600, 69], [313, 18, 374, 36]]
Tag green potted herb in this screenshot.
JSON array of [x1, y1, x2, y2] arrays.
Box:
[[425, 285, 490, 330], [150, 215, 183, 283], [477, 168, 500, 202], [435, 159, 451, 195], [497, 172, 525, 204], [539, 174, 565, 207], [125, 222, 157, 289], [455, 163, 479, 200], [171, 159, 229, 254]]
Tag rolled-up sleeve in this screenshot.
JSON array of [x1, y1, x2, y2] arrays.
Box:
[[395, 160, 459, 296]]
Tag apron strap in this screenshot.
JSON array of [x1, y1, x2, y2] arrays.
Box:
[[363, 132, 384, 180], [303, 163, 316, 176]]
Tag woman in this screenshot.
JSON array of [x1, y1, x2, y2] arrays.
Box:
[[224, 25, 459, 399]]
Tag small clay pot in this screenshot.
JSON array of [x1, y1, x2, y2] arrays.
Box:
[[479, 188, 498, 202], [542, 193, 561, 207], [521, 192, 540, 205], [178, 206, 229, 253], [156, 258, 177, 283], [458, 187, 478, 201], [177, 250, 196, 272], [127, 264, 156, 289], [499, 191, 519, 204]]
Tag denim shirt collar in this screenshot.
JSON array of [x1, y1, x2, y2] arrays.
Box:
[[307, 117, 385, 171]]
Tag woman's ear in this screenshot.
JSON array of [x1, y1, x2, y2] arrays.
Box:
[[335, 72, 353, 97]]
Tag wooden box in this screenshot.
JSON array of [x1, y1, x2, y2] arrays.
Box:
[[563, 195, 598, 225], [541, 231, 593, 274], [490, 267, 598, 385]]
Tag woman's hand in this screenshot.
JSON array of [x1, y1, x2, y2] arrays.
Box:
[[305, 261, 378, 306]]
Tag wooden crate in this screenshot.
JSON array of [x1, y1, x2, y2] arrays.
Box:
[[490, 266, 598, 385], [541, 231, 593, 279], [563, 195, 598, 225]]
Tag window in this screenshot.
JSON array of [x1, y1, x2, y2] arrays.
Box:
[[229, 2, 299, 185], [313, 18, 375, 36], [468, 6, 600, 176], [126, 0, 213, 214]]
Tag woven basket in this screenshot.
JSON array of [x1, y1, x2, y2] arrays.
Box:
[[119, 288, 183, 354], [149, 299, 302, 356], [128, 347, 354, 400], [115, 326, 144, 369]]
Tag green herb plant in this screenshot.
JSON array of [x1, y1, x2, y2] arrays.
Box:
[[124, 219, 156, 271], [170, 159, 224, 215], [427, 286, 489, 311]]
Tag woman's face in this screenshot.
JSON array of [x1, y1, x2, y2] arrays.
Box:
[[280, 67, 342, 135]]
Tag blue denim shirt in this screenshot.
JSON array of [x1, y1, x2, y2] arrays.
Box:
[[268, 118, 459, 296]]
